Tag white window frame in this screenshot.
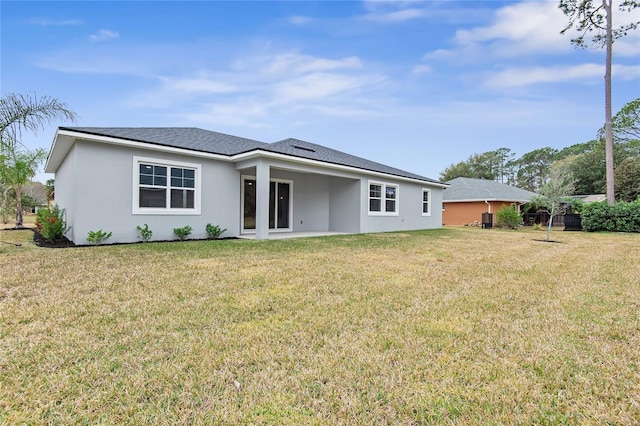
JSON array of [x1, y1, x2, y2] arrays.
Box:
[[132, 156, 201, 215], [422, 188, 432, 216], [368, 180, 399, 216]]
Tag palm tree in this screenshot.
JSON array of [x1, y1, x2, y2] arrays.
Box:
[[0, 93, 77, 227]]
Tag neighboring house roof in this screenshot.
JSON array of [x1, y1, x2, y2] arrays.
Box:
[[50, 127, 444, 185], [443, 177, 538, 202], [572, 194, 606, 203]]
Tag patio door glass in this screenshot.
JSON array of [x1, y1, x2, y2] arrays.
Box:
[[274, 182, 290, 229], [243, 178, 291, 231], [243, 179, 256, 230]]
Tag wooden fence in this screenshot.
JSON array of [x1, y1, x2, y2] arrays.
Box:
[[522, 212, 582, 230]]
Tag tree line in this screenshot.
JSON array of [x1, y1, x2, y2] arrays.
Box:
[[439, 98, 640, 202]]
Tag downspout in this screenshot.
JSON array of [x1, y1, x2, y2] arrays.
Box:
[[484, 200, 492, 227]]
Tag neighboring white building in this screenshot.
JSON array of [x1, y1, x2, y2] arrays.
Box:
[[45, 127, 446, 243]]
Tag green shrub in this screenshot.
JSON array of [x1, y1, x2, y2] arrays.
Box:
[[0, 194, 13, 224], [0, 206, 11, 224], [136, 224, 153, 242], [567, 198, 584, 214], [205, 223, 227, 239], [581, 202, 612, 232], [86, 229, 112, 245], [173, 225, 192, 241], [36, 205, 67, 242], [495, 206, 521, 229], [582, 200, 640, 232]]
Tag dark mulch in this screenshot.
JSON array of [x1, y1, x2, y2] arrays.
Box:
[[32, 229, 76, 248], [3, 226, 237, 249], [31, 230, 236, 248]]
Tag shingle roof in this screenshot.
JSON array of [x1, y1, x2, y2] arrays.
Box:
[[267, 138, 439, 183], [60, 127, 442, 184], [443, 177, 537, 202], [60, 127, 269, 155]]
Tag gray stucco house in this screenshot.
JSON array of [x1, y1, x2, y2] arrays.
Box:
[[45, 127, 446, 243]]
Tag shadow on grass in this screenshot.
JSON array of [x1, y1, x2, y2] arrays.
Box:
[[532, 239, 563, 243]]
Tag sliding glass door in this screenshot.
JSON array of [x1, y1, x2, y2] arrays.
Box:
[[242, 177, 291, 232]]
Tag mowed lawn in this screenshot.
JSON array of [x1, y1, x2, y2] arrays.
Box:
[[1, 227, 639, 424]]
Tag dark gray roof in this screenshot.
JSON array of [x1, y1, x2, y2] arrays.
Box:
[[61, 127, 442, 184], [60, 127, 269, 156], [443, 177, 537, 202], [267, 138, 439, 183]]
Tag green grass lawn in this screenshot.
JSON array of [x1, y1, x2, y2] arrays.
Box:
[[1, 227, 639, 424]]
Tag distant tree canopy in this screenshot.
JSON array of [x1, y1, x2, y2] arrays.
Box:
[[440, 148, 515, 184], [604, 97, 640, 144], [615, 157, 640, 202], [439, 97, 640, 199]]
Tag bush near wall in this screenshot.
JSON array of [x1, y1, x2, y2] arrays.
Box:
[[36, 205, 68, 242], [581, 200, 640, 232], [495, 206, 521, 229]]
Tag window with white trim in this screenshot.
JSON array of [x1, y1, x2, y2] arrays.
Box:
[[133, 157, 201, 214], [422, 188, 431, 216], [368, 181, 399, 215], [369, 183, 382, 212]]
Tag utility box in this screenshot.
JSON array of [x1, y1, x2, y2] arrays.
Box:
[[482, 212, 493, 229], [563, 214, 582, 231]]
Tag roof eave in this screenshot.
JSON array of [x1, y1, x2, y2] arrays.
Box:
[[46, 128, 447, 187], [231, 149, 447, 187], [46, 128, 233, 173], [45, 129, 75, 173]]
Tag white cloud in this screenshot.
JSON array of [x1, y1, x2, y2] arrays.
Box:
[[181, 102, 271, 128], [27, 18, 83, 26], [359, 1, 493, 25], [273, 72, 382, 102], [485, 63, 640, 88], [411, 64, 431, 75], [263, 53, 362, 75], [363, 8, 424, 22], [159, 75, 237, 94], [360, 0, 427, 22], [34, 41, 217, 76], [614, 32, 640, 57], [448, 0, 640, 58], [421, 0, 640, 92], [423, 48, 452, 60], [362, 1, 425, 12], [453, 1, 571, 56], [89, 29, 119, 42], [289, 15, 312, 25], [115, 47, 387, 127]]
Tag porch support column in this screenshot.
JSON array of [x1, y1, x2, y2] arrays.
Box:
[[255, 159, 270, 240]]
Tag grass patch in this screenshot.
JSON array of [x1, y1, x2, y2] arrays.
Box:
[[1, 227, 639, 424]]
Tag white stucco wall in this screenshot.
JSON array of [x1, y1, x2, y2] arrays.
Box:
[[53, 143, 77, 242], [62, 140, 241, 244], [329, 177, 360, 233], [359, 177, 443, 234], [53, 138, 444, 244], [266, 163, 443, 234], [270, 169, 332, 232]]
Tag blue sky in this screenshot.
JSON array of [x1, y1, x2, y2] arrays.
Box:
[[2, 0, 639, 183]]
